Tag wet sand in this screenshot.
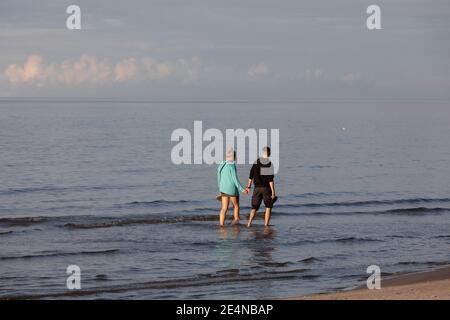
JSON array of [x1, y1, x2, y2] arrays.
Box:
[[289, 266, 450, 300]]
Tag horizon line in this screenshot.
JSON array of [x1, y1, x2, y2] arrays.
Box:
[[1, 97, 449, 104]]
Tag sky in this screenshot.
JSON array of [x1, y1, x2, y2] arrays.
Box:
[[0, 0, 450, 100]]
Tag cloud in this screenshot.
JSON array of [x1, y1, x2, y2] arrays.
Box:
[[304, 68, 325, 81], [341, 73, 361, 83], [5, 55, 45, 86], [4, 54, 202, 87], [142, 56, 202, 84], [56, 55, 112, 85], [114, 58, 138, 82], [247, 63, 269, 79]]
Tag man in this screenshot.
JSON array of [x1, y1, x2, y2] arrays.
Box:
[[246, 146, 276, 227]]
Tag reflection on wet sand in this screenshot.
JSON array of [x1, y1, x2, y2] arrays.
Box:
[[247, 226, 278, 298], [218, 224, 241, 239], [248, 226, 277, 266]]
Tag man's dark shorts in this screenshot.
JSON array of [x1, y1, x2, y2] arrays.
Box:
[[251, 187, 273, 211]]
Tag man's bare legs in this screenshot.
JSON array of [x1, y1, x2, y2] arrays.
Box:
[[264, 208, 272, 227], [247, 208, 272, 227], [219, 196, 230, 226], [247, 208, 257, 227], [230, 196, 240, 225]]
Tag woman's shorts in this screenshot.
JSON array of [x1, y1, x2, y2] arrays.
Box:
[[221, 192, 239, 198]]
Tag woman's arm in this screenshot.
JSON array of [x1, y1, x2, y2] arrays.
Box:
[[217, 165, 221, 191], [230, 165, 245, 192]]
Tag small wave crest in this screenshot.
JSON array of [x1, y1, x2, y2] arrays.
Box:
[[284, 236, 383, 246], [276, 206, 448, 216], [298, 257, 321, 264], [64, 215, 217, 229], [0, 268, 314, 299], [0, 249, 119, 261], [279, 197, 450, 209], [115, 199, 203, 208], [0, 216, 46, 227]]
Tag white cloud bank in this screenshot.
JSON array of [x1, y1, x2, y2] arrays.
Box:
[[304, 68, 325, 81], [4, 54, 203, 87], [247, 63, 269, 79], [341, 72, 361, 83]]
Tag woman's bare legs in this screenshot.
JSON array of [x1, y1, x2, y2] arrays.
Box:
[[219, 196, 230, 226], [230, 196, 240, 224]]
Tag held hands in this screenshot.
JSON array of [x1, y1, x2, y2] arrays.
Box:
[[243, 187, 251, 194]]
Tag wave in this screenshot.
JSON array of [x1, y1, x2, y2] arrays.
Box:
[[214, 268, 240, 275], [275, 206, 448, 217], [0, 212, 221, 229], [327, 236, 382, 244], [64, 215, 218, 229], [335, 237, 381, 243], [260, 261, 292, 267], [278, 197, 450, 209], [298, 257, 321, 264], [384, 207, 447, 214], [287, 191, 386, 198], [66, 208, 440, 231], [116, 199, 203, 208], [0, 268, 313, 300], [433, 235, 450, 239], [0, 216, 46, 227], [2, 205, 446, 231], [0, 184, 146, 196], [394, 260, 449, 267], [0, 249, 119, 261], [283, 236, 383, 246], [387, 235, 416, 239]]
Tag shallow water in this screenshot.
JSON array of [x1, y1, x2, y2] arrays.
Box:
[[0, 100, 449, 299]]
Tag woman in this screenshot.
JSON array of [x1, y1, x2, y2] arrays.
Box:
[[217, 149, 248, 226]]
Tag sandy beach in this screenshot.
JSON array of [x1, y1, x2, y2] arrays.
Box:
[[289, 266, 450, 300]]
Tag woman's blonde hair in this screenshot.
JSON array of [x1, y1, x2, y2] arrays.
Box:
[[226, 148, 236, 161]]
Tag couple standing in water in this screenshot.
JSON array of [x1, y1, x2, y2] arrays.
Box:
[[217, 146, 276, 227]]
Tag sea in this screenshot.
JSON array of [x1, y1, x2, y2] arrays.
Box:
[[0, 100, 449, 299]]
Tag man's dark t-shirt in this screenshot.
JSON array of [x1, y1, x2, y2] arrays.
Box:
[[249, 158, 274, 188]]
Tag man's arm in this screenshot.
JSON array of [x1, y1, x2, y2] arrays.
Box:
[[246, 178, 252, 191], [246, 164, 255, 192], [269, 181, 276, 199]]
